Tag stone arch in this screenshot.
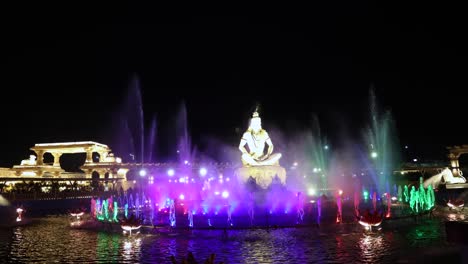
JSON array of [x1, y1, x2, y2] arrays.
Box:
[[447, 145, 468, 178]]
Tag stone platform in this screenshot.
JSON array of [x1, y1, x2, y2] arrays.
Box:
[[234, 165, 286, 189], [446, 183, 468, 189]]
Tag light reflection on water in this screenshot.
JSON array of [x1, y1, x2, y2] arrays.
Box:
[[0, 215, 458, 263]]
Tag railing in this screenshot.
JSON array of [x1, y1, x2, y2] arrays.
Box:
[[0, 191, 118, 201]]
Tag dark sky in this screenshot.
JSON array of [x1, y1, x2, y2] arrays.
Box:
[[0, 5, 466, 167]]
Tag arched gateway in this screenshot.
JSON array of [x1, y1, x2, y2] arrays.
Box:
[[12, 141, 128, 179], [447, 145, 468, 179]]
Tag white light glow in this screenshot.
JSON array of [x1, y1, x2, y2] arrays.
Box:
[[179, 194, 185, 200], [139, 170, 146, 177], [199, 168, 207, 176], [222, 191, 229, 198], [307, 188, 316, 196], [70, 212, 84, 217], [121, 225, 142, 231], [359, 220, 382, 227], [167, 169, 175, 176], [22, 171, 36, 177]]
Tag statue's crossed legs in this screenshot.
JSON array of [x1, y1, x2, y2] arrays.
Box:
[[241, 153, 282, 166]]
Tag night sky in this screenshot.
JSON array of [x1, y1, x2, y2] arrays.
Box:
[[0, 6, 466, 167]]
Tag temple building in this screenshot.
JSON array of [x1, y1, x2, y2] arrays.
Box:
[[0, 141, 130, 191]]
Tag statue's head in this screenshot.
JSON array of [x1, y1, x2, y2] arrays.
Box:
[[249, 111, 262, 133]]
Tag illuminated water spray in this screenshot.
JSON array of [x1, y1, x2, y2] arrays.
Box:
[[409, 186, 418, 213], [113, 201, 118, 222], [307, 115, 329, 190], [397, 185, 402, 202], [169, 199, 176, 227], [403, 185, 409, 203], [248, 193, 255, 226], [188, 210, 194, 228], [96, 198, 102, 220], [296, 192, 305, 224], [385, 192, 391, 218], [317, 197, 322, 224], [372, 192, 377, 212], [227, 205, 233, 226], [417, 177, 426, 210], [365, 89, 400, 194], [336, 191, 343, 223], [354, 191, 360, 217], [135, 195, 140, 218], [102, 199, 109, 221]]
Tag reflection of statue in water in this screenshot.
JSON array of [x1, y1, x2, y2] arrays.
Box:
[[239, 109, 282, 166]]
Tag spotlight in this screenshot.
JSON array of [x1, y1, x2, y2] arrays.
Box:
[[167, 169, 175, 176], [199, 168, 207, 176]]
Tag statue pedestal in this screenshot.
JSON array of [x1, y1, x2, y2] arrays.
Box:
[[234, 165, 286, 189]]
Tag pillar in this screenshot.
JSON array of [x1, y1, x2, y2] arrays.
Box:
[[85, 169, 93, 178], [449, 153, 461, 177], [51, 152, 62, 167], [34, 150, 45, 165], [86, 149, 93, 163], [99, 152, 108, 162]]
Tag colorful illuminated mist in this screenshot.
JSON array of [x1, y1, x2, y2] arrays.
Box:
[[106, 78, 406, 227], [363, 90, 401, 195]]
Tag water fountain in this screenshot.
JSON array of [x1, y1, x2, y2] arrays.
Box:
[[372, 192, 377, 212], [169, 199, 176, 227], [363, 90, 400, 195], [404, 185, 409, 203], [84, 88, 437, 231], [112, 74, 158, 165], [336, 191, 342, 223], [397, 185, 402, 202], [354, 191, 360, 217], [116, 99, 413, 229]]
